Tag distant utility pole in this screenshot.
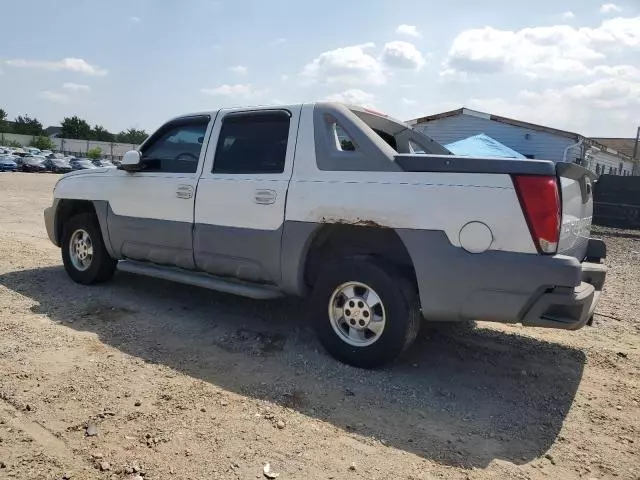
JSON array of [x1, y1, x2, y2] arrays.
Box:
[[633, 126, 640, 176]]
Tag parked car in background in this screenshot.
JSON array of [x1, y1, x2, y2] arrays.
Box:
[[92, 159, 116, 168], [20, 156, 47, 172], [43, 158, 73, 173], [69, 158, 98, 170], [0, 155, 18, 172], [45, 153, 66, 160]]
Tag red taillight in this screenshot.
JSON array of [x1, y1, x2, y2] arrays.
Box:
[[512, 175, 560, 254]]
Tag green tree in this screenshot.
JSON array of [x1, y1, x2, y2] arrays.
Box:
[[0, 108, 7, 132], [4, 139, 22, 148], [60, 116, 92, 140], [86, 146, 102, 159], [91, 125, 114, 142], [13, 115, 44, 135], [31, 136, 56, 150], [117, 127, 148, 144]]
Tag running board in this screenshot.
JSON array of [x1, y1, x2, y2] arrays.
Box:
[[117, 260, 283, 300]]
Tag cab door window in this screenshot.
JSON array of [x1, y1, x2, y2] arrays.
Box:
[[140, 117, 209, 173]]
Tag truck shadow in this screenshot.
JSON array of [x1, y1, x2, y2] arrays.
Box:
[[0, 266, 586, 469]]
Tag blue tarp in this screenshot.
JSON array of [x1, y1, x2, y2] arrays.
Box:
[[445, 134, 526, 159]]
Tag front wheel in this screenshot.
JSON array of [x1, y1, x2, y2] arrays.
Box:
[[311, 258, 421, 368], [61, 213, 117, 285]]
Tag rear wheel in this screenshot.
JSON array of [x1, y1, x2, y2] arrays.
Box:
[[311, 258, 420, 368], [61, 213, 116, 284]]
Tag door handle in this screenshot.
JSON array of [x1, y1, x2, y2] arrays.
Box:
[[254, 189, 277, 205], [176, 185, 194, 199]]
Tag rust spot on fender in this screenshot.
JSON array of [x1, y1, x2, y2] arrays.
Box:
[[320, 217, 385, 228]]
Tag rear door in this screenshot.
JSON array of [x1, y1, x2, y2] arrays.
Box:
[[194, 107, 300, 284], [556, 163, 596, 260]]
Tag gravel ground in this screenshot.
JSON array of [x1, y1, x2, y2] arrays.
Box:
[[0, 172, 638, 480]]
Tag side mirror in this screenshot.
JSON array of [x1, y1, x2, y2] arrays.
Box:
[[118, 150, 142, 171]]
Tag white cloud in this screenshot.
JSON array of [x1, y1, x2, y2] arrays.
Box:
[[6, 57, 107, 76], [443, 16, 640, 79], [395, 24, 421, 38], [562, 11, 575, 19], [600, 3, 622, 13], [593, 64, 640, 80], [469, 76, 640, 135], [200, 84, 255, 97], [381, 41, 426, 70], [401, 97, 417, 105], [39, 91, 69, 103], [559, 78, 640, 108], [229, 65, 248, 74], [325, 89, 376, 106], [270, 38, 286, 46], [302, 43, 386, 85], [62, 82, 90, 92], [129, 16, 141, 23]]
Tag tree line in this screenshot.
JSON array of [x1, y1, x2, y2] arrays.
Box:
[[0, 107, 148, 144]]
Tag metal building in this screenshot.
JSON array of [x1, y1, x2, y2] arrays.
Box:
[[408, 108, 636, 176]]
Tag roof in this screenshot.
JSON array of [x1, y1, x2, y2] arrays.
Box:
[[408, 107, 581, 140], [591, 138, 638, 159], [445, 134, 526, 159], [44, 126, 62, 136]]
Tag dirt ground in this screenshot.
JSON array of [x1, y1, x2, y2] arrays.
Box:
[[0, 173, 638, 480]]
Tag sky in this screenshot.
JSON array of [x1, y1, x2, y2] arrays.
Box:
[[1, 0, 639, 137]]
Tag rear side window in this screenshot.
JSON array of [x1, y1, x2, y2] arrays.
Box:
[[409, 140, 425, 154], [213, 112, 290, 174], [326, 115, 356, 152]]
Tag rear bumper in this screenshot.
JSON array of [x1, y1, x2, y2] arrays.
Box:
[[397, 230, 607, 330], [521, 260, 606, 330]]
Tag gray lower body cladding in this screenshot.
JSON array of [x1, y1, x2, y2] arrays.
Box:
[[47, 200, 606, 329], [193, 223, 282, 284], [398, 229, 606, 329], [44, 201, 59, 246]]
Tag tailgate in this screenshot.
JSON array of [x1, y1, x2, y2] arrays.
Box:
[[556, 163, 596, 260]]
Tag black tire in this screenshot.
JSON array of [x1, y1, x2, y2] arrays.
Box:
[[61, 213, 117, 285], [311, 258, 421, 368]]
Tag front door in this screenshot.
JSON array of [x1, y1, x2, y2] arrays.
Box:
[[194, 107, 300, 284], [107, 115, 213, 269]]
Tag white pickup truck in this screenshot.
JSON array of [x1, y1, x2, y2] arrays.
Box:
[[44, 102, 607, 368]]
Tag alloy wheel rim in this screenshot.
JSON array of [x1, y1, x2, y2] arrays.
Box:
[[328, 281, 386, 347]]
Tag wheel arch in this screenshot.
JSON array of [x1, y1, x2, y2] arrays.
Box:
[[54, 199, 116, 257], [299, 223, 418, 294]]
